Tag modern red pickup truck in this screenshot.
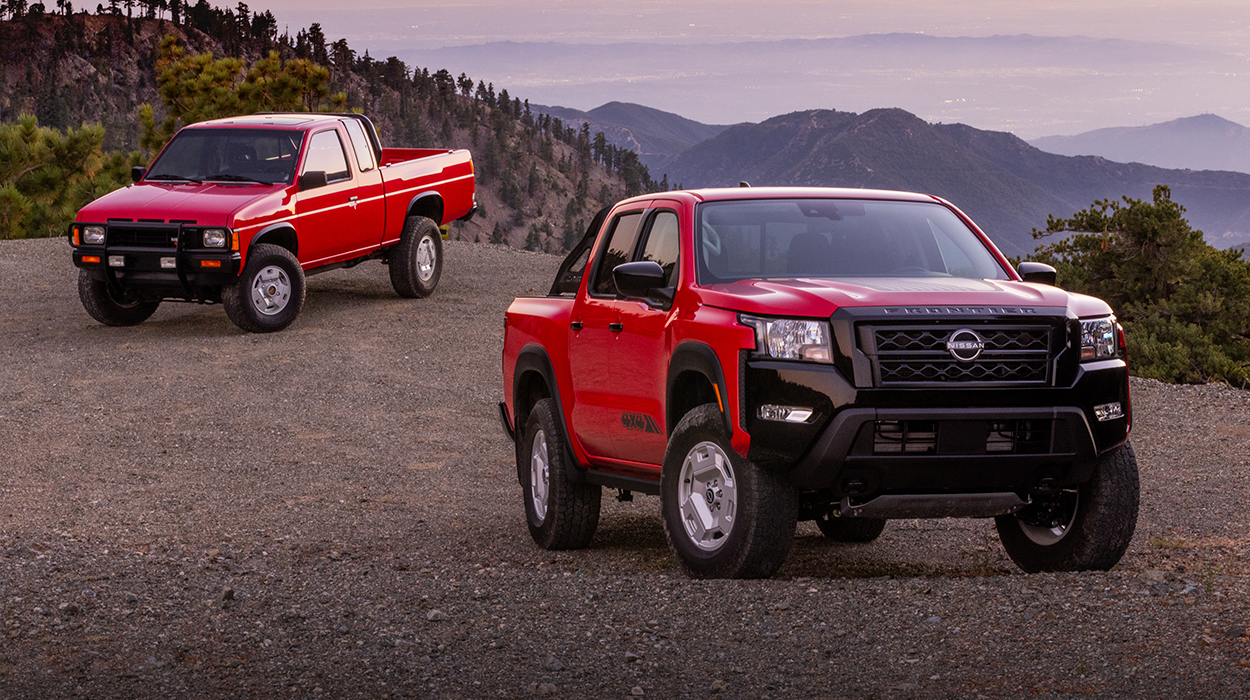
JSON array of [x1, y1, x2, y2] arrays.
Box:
[[69, 113, 476, 332], [500, 187, 1138, 579]]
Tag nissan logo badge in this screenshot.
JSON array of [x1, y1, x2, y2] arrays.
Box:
[[946, 329, 985, 362]]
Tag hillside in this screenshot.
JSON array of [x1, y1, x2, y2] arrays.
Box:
[[536, 101, 730, 174], [1031, 114, 1250, 174], [0, 12, 656, 250], [664, 109, 1250, 255]]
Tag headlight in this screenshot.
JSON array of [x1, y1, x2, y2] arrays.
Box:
[[1080, 315, 1120, 361], [83, 225, 105, 245], [202, 228, 228, 248], [740, 314, 832, 362]]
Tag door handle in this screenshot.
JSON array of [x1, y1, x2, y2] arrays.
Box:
[[570, 321, 583, 331], [609, 322, 624, 332], [348, 195, 358, 209]]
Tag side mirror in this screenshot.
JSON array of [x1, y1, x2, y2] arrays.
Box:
[[1018, 261, 1057, 286], [613, 261, 667, 300], [299, 171, 328, 191], [131, 166, 146, 183]]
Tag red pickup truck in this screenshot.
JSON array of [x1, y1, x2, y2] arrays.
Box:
[[69, 113, 476, 332], [501, 187, 1138, 579]]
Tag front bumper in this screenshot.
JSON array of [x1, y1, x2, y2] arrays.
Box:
[[744, 358, 1130, 496], [70, 222, 241, 301]]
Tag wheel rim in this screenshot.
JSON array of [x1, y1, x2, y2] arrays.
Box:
[[250, 265, 291, 316], [416, 236, 437, 282], [678, 440, 737, 552], [529, 429, 550, 524], [1018, 490, 1079, 546], [106, 285, 145, 309]]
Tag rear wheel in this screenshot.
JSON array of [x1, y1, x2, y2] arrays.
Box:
[[223, 243, 306, 333], [390, 216, 442, 298], [661, 404, 798, 579], [521, 399, 601, 550], [996, 442, 1139, 572], [77, 270, 160, 326]]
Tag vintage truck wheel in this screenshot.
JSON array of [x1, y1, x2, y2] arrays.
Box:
[[521, 399, 601, 549], [78, 270, 160, 326], [661, 404, 798, 579], [223, 244, 306, 333], [815, 512, 886, 542], [390, 216, 442, 298], [996, 442, 1140, 572]]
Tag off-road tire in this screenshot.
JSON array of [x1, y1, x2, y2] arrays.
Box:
[[661, 403, 798, 579], [389, 216, 442, 298], [78, 270, 160, 326], [521, 399, 601, 550], [996, 442, 1140, 573], [816, 513, 886, 542], [222, 243, 306, 333]]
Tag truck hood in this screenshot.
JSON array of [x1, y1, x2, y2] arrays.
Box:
[[695, 276, 1113, 317], [76, 182, 280, 226]]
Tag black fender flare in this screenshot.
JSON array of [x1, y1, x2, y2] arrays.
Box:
[[247, 222, 299, 262], [512, 344, 586, 484], [405, 192, 445, 226], [666, 341, 732, 437]]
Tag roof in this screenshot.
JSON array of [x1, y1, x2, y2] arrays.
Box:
[[187, 113, 345, 130], [620, 186, 941, 207]]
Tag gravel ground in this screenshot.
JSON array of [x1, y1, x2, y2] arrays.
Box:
[[1, 236, 1249, 699]]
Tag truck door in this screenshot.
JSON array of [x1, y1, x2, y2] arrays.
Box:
[[609, 208, 682, 467], [567, 207, 646, 460], [341, 119, 387, 247], [295, 128, 361, 267]]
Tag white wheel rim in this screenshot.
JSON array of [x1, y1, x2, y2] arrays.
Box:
[[250, 265, 291, 316], [678, 440, 737, 552], [530, 429, 550, 523], [1019, 491, 1079, 546], [416, 236, 437, 282]]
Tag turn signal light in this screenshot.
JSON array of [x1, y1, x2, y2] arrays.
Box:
[[81, 255, 101, 264], [200, 260, 222, 268]]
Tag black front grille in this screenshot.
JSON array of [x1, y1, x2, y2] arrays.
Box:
[[108, 225, 179, 248], [865, 324, 1055, 387]]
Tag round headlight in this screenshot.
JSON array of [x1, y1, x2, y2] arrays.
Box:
[[83, 225, 105, 245], [202, 229, 228, 248]]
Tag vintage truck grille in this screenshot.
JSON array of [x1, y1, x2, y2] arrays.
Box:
[[866, 324, 1054, 387], [107, 224, 180, 248]]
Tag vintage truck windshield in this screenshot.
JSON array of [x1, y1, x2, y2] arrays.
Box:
[[147, 128, 304, 185], [696, 198, 1010, 283]]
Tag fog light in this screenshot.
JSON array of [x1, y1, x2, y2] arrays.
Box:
[[758, 405, 814, 423], [161, 257, 177, 269], [1093, 402, 1123, 422], [108, 255, 125, 267]]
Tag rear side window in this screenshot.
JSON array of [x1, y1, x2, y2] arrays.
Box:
[[342, 119, 376, 172], [590, 212, 644, 296], [303, 130, 351, 183]]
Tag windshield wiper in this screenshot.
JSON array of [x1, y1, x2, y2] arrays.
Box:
[[204, 173, 272, 186], [146, 174, 201, 183]]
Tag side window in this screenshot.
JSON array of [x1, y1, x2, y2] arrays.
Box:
[[342, 119, 376, 172], [640, 211, 680, 287], [590, 212, 644, 296], [303, 130, 351, 183]]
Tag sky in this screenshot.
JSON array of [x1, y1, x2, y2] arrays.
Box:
[[238, 1, 1250, 137]]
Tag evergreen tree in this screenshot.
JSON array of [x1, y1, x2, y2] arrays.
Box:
[[0, 115, 106, 239]]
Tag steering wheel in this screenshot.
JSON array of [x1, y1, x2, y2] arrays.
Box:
[[890, 266, 930, 276], [701, 225, 722, 258]]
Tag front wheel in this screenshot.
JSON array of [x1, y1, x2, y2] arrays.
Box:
[[521, 399, 601, 550], [661, 404, 798, 579], [389, 216, 442, 298], [78, 270, 160, 326], [222, 243, 306, 333], [996, 442, 1140, 572]]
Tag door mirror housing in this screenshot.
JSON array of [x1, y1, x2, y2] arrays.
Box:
[[1018, 261, 1057, 286], [299, 171, 328, 191], [613, 261, 668, 301], [131, 166, 146, 183]]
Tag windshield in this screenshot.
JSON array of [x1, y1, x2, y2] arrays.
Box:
[[696, 198, 1010, 283], [146, 128, 303, 185]]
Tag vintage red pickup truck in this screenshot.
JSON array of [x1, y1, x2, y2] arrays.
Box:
[[500, 186, 1138, 579], [69, 113, 476, 332]]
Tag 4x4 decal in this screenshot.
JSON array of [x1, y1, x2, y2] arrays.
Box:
[[621, 411, 662, 435]]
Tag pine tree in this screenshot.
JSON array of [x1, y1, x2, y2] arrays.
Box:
[[0, 115, 107, 239]]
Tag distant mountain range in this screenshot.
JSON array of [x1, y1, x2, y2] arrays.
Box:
[[532, 101, 731, 174], [655, 109, 1250, 256], [1030, 114, 1250, 174]]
